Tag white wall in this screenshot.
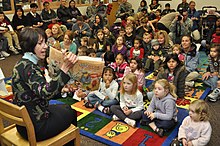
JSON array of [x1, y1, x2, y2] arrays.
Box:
[[128, 0, 220, 12]]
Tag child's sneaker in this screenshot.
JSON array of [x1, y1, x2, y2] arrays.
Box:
[[112, 115, 120, 121], [208, 88, 220, 102], [9, 46, 19, 55], [124, 118, 136, 127], [0, 53, 5, 60], [185, 81, 194, 87], [1, 51, 10, 57]]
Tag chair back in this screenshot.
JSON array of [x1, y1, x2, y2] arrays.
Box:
[[0, 99, 37, 146]]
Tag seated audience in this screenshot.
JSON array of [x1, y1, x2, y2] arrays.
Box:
[[60, 30, 77, 54], [41, 2, 58, 28], [26, 3, 45, 29], [161, 3, 175, 16], [69, 0, 82, 21], [51, 24, 64, 42], [177, 0, 189, 12], [93, 29, 110, 58], [12, 7, 28, 32], [116, 0, 133, 20], [72, 16, 91, 47], [0, 12, 21, 54], [137, 0, 148, 13], [57, 0, 73, 29]]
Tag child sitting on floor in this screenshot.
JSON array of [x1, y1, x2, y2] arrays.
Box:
[[85, 66, 119, 115], [176, 100, 212, 146], [123, 57, 145, 92], [141, 79, 178, 137], [110, 53, 128, 80], [111, 73, 144, 127], [202, 44, 220, 102], [144, 39, 165, 76], [129, 37, 144, 60]]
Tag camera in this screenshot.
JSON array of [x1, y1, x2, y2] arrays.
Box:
[[177, 15, 183, 21]]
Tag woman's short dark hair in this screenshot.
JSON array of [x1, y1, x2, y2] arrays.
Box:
[[19, 27, 46, 53]]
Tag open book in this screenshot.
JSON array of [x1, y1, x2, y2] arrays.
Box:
[[49, 47, 104, 91]]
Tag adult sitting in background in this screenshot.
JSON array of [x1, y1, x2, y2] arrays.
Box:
[[60, 30, 77, 54], [0, 11, 21, 55], [41, 1, 58, 28], [12, 27, 78, 144], [51, 24, 64, 42], [26, 3, 45, 29], [68, 0, 82, 22], [187, 1, 200, 41], [116, 0, 133, 21], [96, 0, 108, 25], [181, 35, 200, 89], [57, 0, 73, 30], [137, 0, 148, 13], [177, 0, 189, 13], [161, 3, 175, 16], [72, 16, 91, 47], [12, 7, 28, 32], [147, 0, 161, 20], [90, 14, 104, 38], [169, 10, 193, 44], [86, 0, 99, 23]]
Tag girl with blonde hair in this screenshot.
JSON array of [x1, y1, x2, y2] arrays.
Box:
[[51, 24, 64, 42], [110, 73, 144, 127], [141, 79, 178, 137], [177, 100, 212, 146]]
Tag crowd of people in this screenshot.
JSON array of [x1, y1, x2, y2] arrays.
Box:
[[2, 0, 219, 145]]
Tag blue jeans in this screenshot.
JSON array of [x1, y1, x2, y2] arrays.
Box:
[[203, 76, 218, 90], [141, 111, 176, 130], [87, 93, 119, 107]]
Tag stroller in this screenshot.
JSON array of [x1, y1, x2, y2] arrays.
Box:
[[200, 6, 218, 40]]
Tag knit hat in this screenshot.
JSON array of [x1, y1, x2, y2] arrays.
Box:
[[114, 18, 122, 24], [151, 39, 159, 46]]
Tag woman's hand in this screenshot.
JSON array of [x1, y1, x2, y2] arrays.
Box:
[[61, 52, 78, 73]]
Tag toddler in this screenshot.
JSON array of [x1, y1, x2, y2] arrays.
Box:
[[177, 100, 212, 146], [172, 44, 184, 62]]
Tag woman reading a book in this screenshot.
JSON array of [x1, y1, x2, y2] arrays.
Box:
[[11, 27, 78, 144]]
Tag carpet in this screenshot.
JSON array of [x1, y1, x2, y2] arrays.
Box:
[[70, 100, 189, 146]]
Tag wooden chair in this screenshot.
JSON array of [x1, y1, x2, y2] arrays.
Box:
[[0, 99, 80, 146]]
